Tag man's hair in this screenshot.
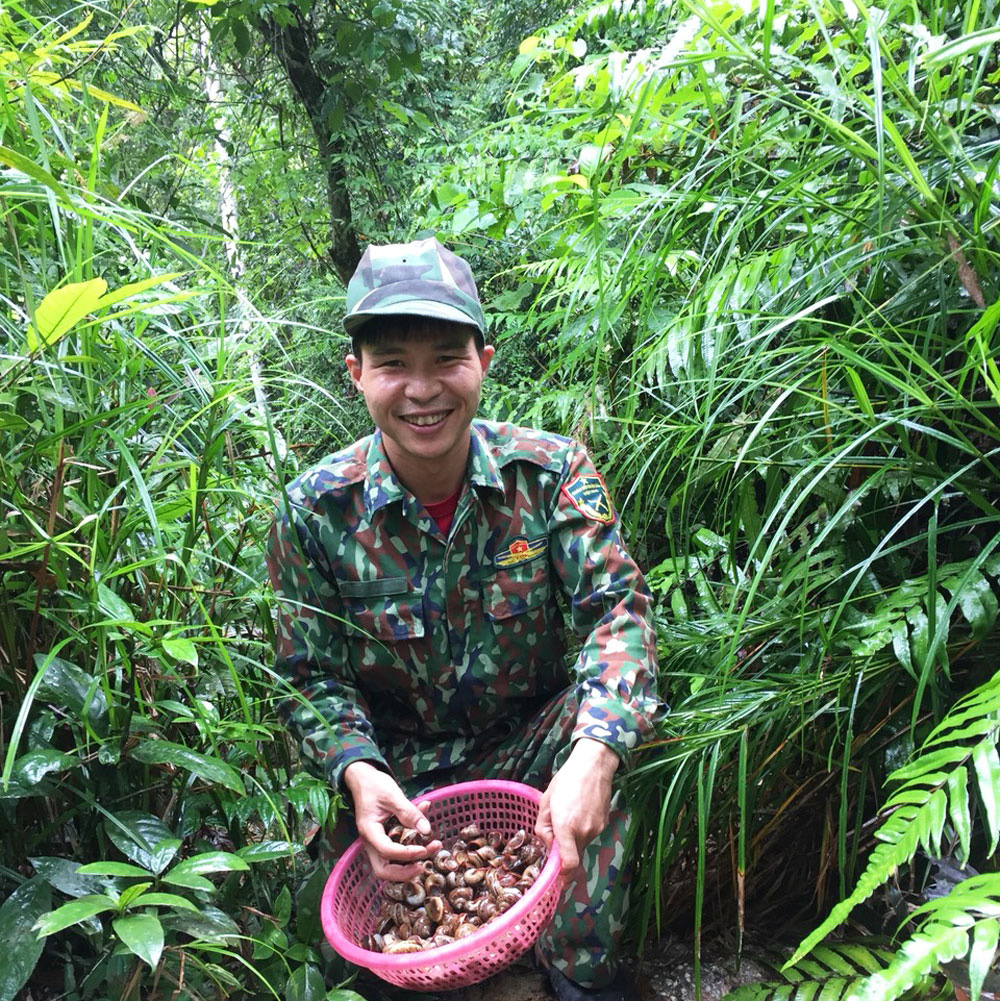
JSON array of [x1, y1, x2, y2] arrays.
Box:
[[350, 315, 485, 360]]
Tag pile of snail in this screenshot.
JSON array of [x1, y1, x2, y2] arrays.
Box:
[[361, 822, 547, 954]]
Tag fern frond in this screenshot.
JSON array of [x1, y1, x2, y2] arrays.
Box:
[[724, 944, 928, 1001], [725, 975, 869, 1001], [787, 671, 1000, 966], [858, 875, 1000, 1001]]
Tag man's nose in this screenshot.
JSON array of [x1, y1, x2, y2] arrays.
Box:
[[404, 370, 442, 401]]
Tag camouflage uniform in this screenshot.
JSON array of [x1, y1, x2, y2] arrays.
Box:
[[268, 418, 663, 986]]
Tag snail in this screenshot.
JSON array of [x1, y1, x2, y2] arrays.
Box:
[[363, 822, 547, 952]]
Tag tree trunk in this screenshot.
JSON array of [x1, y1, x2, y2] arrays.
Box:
[[264, 12, 362, 285], [199, 18, 287, 465]]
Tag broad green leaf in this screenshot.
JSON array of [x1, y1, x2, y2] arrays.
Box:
[[126, 893, 200, 913], [26, 279, 107, 351], [286, 964, 326, 1001], [34, 894, 116, 937], [76, 862, 152, 878], [232, 19, 251, 54], [274, 884, 292, 927], [113, 913, 164, 969], [0, 878, 50, 1001], [34, 656, 108, 735], [160, 905, 240, 942], [96, 583, 135, 623], [118, 883, 153, 910], [161, 638, 198, 666], [11, 749, 77, 785], [104, 813, 178, 874], [29, 857, 106, 898], [236, 840, 304, 862], [160, 871, 215, 892], [167, 852, 250, 877], [130, 739, 245, 793], [326, 992, 368, 1001]]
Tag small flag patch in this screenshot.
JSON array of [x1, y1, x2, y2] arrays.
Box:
[[562, 473, 614, 524]]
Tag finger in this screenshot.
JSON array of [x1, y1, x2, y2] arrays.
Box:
[[364, 844, 427, 882], [362, 823, 441, 863], [534, 792, 554, 848], [395, 797, 433, 838], [554, 825, 580, 873]]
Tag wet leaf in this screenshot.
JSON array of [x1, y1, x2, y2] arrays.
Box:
[[286, 964, 326, 1001], [161, 638, 198, 666], [236, 840, 303, 862], [30, 857, 107, 898], [113, 913, 163, 969], [0, 877, 50, 1001], [161, 905, 240, 942], [11, 748, 77, 785], [105, 812, 178, 874], [34, 894, 116, 937], [76, 861, 152, 878], [130, 739, 245, 793], [34, 655, 108, 735], [167, 851, 250, 876]]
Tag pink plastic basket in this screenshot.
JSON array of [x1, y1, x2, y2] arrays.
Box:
[[321, 779, 562, 991]]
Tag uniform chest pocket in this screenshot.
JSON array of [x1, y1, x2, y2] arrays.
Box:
[[338, 576, 425, 641], [482, 562, 551, 622]]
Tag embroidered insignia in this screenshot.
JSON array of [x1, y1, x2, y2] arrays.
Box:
[[494, 536, 548, 568], [562, 473, 615, 524]]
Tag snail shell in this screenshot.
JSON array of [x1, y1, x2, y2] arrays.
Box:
[[404, 880, 426, 906], [383, 939, 424, 954]]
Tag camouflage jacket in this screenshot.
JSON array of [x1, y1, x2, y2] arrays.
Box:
[[266, 420, 663, 790]]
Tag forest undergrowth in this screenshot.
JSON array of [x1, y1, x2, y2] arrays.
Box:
[[1, 0, 999, 999]]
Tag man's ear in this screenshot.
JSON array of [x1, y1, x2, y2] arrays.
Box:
[[479, 344, 495, 375], [345, 353, 363, 392]]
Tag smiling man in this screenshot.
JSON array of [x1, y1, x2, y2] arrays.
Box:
[[267, 238, 664, 1001]]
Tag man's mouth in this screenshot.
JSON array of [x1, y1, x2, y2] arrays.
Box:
[[401, 411, 450, 427]]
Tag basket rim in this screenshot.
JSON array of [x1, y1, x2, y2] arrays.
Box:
[[320, 778, 562, 972]]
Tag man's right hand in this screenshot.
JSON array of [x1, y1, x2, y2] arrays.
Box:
[[342, 761, 441, 880]]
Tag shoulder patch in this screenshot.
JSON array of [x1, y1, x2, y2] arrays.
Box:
[[494, 536, 548, 568], [562, 473, 615, 524]]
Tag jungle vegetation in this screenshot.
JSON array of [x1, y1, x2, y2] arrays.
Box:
[[1, 0, 999, 999]]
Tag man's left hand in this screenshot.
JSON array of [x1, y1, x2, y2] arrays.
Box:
[[535, 737, 620, 875]]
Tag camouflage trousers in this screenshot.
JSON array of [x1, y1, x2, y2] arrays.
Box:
[[322, 685, 630, 989]]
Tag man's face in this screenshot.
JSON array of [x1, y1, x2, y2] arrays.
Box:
[[345, 329, 494, 479]]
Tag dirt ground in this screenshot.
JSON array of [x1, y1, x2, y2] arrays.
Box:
[[460, 936, 772, 1001], [417, 934, 777, 1001]]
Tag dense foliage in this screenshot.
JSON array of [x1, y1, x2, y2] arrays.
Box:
[[1, 0, 998, 999]]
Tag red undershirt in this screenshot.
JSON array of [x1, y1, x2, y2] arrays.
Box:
[[425, 487, 462, 535]]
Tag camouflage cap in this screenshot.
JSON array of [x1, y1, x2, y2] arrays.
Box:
[[343, 237, 485, 335]]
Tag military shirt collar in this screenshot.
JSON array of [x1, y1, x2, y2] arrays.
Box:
[[363, 423, 505, 519], [468, 421, 505, 494]]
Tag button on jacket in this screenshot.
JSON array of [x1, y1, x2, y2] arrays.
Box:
[[267, 420, 664, 790]]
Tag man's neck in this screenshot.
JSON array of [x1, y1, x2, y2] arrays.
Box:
[[383, 439, 471, 506]]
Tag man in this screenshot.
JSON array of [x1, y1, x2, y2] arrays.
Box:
[[267, 237, 664, 1001]]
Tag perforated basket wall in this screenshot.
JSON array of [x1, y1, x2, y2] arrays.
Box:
[[321, 779, 561, 991]]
